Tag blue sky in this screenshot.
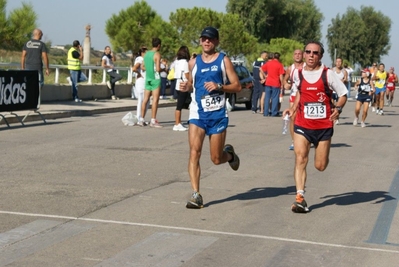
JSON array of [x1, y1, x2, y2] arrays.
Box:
[[5, 0, 398, 68]]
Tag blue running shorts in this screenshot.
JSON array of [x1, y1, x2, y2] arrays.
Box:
[[189, 117, 229, 136]]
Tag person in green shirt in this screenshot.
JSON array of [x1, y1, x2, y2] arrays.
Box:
[[139, 37, 162, 128]]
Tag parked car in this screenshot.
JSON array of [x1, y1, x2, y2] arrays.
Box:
[[225, 63, 254, 110], [183, 62, 254, 110]]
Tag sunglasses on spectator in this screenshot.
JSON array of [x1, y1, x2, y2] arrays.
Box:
[[305, 50, 319, 55]]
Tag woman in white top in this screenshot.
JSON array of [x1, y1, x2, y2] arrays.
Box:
[[102, 46, 122, 100], [332, 57, 348, 124], [131, 47, 149, 122], [173, 46, 191, 131]]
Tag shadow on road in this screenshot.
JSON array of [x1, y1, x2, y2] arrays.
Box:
[[309, 191, 396, 210], [204, 186, 296, 207], [0, 121, 71, 131], [366, 124, 393, 128], [330, 143, 352, 148]]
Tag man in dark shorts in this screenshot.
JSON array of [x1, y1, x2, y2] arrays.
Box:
[[283, 41, 348, 213], [21, 28, 49, 108], [252, 51, 267, 113]]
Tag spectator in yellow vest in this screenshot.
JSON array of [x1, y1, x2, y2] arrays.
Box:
[[67, 40, 87, 102]]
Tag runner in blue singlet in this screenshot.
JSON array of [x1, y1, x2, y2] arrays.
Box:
[[179, 26, 242, 209]]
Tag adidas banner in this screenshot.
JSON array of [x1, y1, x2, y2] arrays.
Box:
[[0, 70, 39, 112]]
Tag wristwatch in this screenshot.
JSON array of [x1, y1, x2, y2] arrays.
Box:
[[217, 83, 223, 91], [335, 106, 342, 114]]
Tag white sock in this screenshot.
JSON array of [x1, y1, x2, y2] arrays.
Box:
[[297, 190, 305, 196]]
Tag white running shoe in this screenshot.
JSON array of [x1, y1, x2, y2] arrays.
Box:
[[353, 118, 358, 126], [372, 107, 376, 112], [150, 119, 163, 128], [66, 77, 72, 85], [361, 122, 366, 128], [137, 118, 148, 127], [173, 123, 188, 131]]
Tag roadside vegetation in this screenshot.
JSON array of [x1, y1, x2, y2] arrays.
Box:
[[0, 0, 392, 69]]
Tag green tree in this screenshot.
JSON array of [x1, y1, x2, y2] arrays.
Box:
[[105, 0, 179, 58], [0, 0, 37, 50], [0, 0, 7, 43], [169, 8, 258, 59], [169, 7, 222, 54], [287, 0, 323, 43], [105, 1, 157, 53], [359, 6, 391, 65], [219, 13, 258, 58], [266, 38, 304, 66], [226, 0, 323, 44], [151, 16, 180, 60], [326, 6, 391, 67]]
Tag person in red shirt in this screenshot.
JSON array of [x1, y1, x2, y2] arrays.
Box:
[[385, 67, 398, 106], [283, 41, 348, 213], [260, 52, 285, 116]]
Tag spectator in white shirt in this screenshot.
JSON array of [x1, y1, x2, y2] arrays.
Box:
[[344, 63, 354, 98]]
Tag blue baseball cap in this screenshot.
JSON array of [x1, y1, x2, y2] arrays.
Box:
[[200, 27, 219, 40]]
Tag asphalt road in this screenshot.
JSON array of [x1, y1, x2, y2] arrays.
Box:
[[1, 100, 398, 266]]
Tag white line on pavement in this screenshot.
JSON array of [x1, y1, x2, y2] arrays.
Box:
[[1, 210, 398, 254]]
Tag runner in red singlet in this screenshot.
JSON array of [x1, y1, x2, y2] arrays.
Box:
[[283, 41, 348, 213], [385, 67, 398, 107]]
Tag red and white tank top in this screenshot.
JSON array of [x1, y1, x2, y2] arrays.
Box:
[[295, 68, 334, 129], [386, 74, 396, 90]]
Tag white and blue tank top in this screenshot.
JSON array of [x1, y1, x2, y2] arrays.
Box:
[[189, 53, 228, 120]]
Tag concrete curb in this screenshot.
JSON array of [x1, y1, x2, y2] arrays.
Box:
[[0, 101, 177, 127]]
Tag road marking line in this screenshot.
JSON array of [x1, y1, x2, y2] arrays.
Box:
[[94, 232, 217, 266], [82, 257, 103, 262], [1, 210, 398, 254], [0, 220, 62, 248], [0, 220, 93, 267], [367, 168, 399, 245]]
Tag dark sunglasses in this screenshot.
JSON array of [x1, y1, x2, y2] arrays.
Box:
[[200, 36, 216, 42], [305, 50, 319, 55]]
